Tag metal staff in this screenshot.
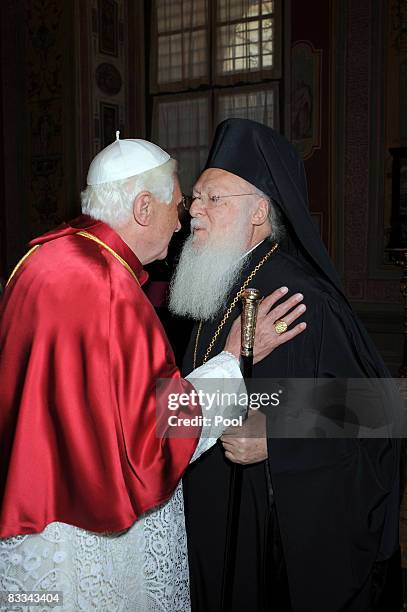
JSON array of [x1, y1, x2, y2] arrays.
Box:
[[240, 288, 262, 381], [221, 288, 262, 612]]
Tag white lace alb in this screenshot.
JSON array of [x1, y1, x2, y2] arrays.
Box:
[[0, 352, 243, 611]]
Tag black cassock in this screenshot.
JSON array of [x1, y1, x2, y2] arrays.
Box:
[[182, 119, 401, 612]]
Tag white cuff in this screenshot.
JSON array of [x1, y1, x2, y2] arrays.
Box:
[[188, 350, 241, 380], [186, 351, 245, 462]]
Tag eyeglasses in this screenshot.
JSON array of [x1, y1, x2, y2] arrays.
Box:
[[177, 195, 191, 213], [181, 192, 259, 212]]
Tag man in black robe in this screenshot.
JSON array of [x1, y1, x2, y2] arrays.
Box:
[[169, 118, 401, 612]]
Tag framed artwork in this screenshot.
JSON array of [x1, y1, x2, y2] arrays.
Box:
[[100, 102, 119, 149], [98, 0, 118, 56], [291, 41, 322, 160]]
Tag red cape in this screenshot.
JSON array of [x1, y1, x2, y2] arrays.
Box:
[[0, 216, 200, 537]]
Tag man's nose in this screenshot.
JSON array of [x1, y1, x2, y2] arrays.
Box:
[[175, 219, 181, 232], [189, 198, 205, 216]]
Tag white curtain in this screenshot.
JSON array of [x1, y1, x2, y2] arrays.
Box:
[[152, 0, 209, 91], [216, 85, 278, 128], [152, 95, 210, 193]]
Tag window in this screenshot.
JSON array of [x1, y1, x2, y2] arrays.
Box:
[[155, 93, 210, 184], [154, 0, 208, 86], [216, 84, 278, 125], [151, 0, 282, 192], [216, 1, 276, 77]]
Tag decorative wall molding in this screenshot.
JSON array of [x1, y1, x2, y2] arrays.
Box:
[[1, 0, 146, 273], [291, 40, 322, 160], [329, 0, 403, 374], [334, 0, 403, 306], [77, 0, 145, 181], [89, 0, 126, 156], [291, 0, 331, 250], [1, 1, 27, 274], [0, 5, 6, 281], [367, 0, 401, 281], [24, 0, 78, 238], [0, 0, 78, 273]]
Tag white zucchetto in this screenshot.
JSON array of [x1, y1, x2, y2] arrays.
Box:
[[87, 131, 171, 185]]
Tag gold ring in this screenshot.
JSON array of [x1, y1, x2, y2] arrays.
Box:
[[274, 320, 288, 334]]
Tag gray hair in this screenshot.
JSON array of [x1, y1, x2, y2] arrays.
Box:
[[81, 158, 177, 229], [253, 186, 285, 243]]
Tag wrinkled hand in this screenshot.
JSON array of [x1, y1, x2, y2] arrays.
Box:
[[224, 287, 307, 363], [221, 410, 268, 465]]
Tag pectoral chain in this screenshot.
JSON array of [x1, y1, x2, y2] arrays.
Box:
[[193, 243, 279, 369]]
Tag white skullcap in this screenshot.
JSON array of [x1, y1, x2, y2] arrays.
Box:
[[87, 131, 171, 185]]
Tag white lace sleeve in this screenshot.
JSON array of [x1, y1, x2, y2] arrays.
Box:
[[186, 351, 246, 462]]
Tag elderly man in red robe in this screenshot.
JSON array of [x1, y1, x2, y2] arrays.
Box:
[[0, 133, 306, 611]]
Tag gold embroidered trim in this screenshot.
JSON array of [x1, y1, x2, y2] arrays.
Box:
[[6, 231, 141, 289], [77, 230, 140, 286], [6, 245, 41, 287], [193, 243, 279, 369]]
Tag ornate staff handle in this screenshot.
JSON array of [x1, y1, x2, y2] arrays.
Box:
[[240, 288, 262, 380]]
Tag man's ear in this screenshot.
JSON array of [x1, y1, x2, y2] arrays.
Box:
[[133, 191, 152, 226], [251, 197, 269, 226]]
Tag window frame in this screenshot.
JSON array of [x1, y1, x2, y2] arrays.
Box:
[[148, 0, 285, 192], [212, 0, 282, 86], [150, 0, 282, 93], [150, 1, 211, 93]]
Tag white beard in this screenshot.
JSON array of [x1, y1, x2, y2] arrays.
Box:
[[169, 217, 252, 321]]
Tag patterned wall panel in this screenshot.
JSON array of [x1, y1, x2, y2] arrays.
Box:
[[1, 0, 145, 273], [75, 0, 145, 175], [382, 0, 407, 263], [0, 6, 6, 281], [291, 41, 322, 161], [24, 0, 77, 239], [289, 0, 403, 373], [89, 0, 126, 156], [336, 0, 402, 305], [342, 1, 370, 283], [291, 0, 331, 251]]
